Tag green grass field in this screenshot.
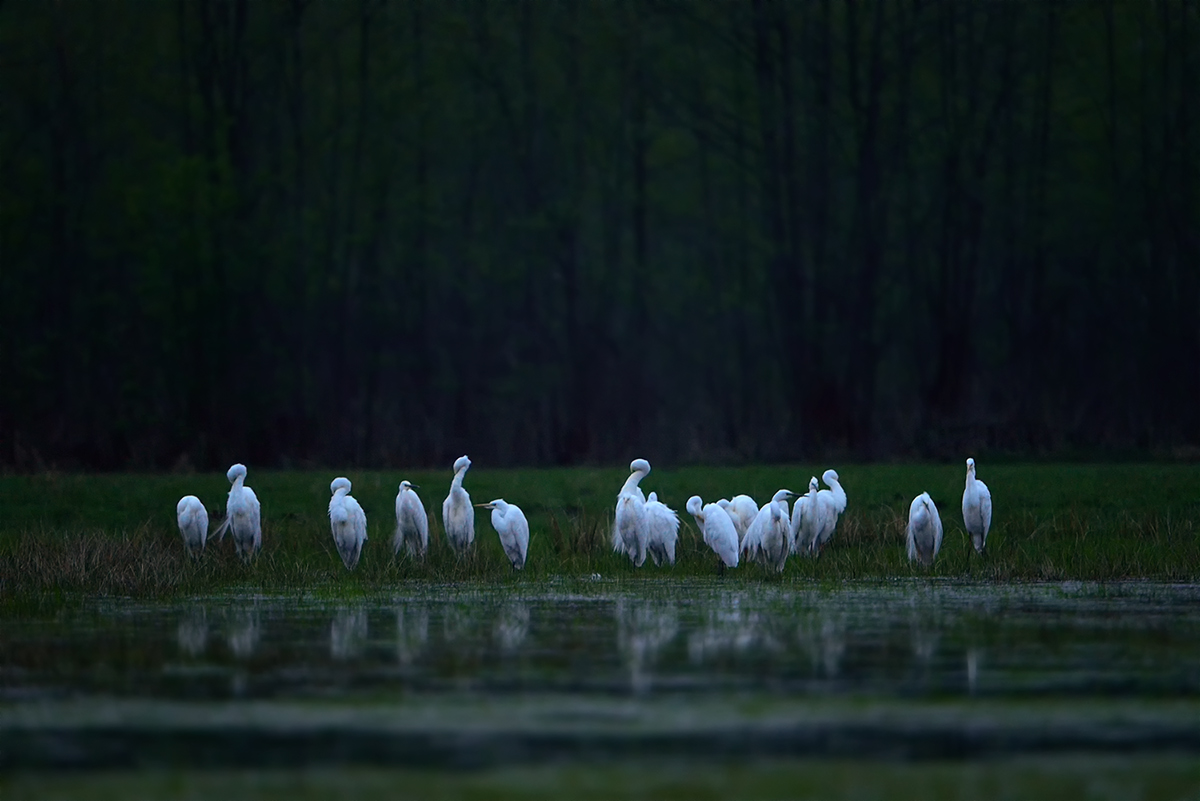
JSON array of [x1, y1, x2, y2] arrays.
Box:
[[4, 756, 1200, 801], [1, 463, 1198, 600]]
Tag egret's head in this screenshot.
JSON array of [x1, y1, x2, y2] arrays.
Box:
[[773, 489, 798, 502], [686, 495, 703, 516], [716, 498, 731, 509], [647, 491, 658, 503], [474, 498, 504, 511], [629, 458, 651, 475], [331, 476, 352, 494], [399, 480, 419, 491], [453, 455, 471, 473], [966, 457, 975, 473], [227, 463, 247, 483], [822, 468, 839, 485], [809, 476, 819, 493]]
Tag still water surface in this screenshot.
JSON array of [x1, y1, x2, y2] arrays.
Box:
[[3, 579, 1200, 767]]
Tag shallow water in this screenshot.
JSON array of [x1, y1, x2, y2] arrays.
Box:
[[3, 580, 1200, 769]]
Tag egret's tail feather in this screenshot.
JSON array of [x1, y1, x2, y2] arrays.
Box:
[[212, 517, 231, 543]]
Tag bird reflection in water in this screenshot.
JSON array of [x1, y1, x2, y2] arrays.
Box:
[[331, 607, 368, 660], [177, 607, 208, 657], [396, 605, 429, 666], [966, 647, 981, 695], [910, 622, 940, 667], [615, 598, 678, 694], [226, 608, 260, 660], [442, 603, 481, 646], [688, 593, 784, 664], [796, 611, 847, 679], [905, 593, 941, 671], [493, 602, 530, 654]]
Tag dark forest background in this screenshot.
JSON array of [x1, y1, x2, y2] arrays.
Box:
[[1, 0, 1197, 471]]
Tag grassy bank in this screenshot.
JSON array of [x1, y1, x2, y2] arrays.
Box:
[[1, 463, 1198, 599], [3, 756, 1200, 801]]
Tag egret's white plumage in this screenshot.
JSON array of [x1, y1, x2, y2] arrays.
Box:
[[812, 468, 847, 552], [329, 476, 367, 571], [613, 458, 651, 566], [962, 458, 993, 555], [644, 491, 680, 567], [718, 495, 758, 545], [742, 489, 797, 572], [212, 463, 261, 560], [789, 477, 822, 554], [906, 491, 943, 566], [686, 495, 739, 570], [477, 498, 529, 570], [442, 455, 475, 554], [393, 480, 429, 560], [822, 469, 847, 514], [176, 495, 208, 558]]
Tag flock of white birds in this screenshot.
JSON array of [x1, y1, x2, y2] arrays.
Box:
[[174, 455, 993, 573]]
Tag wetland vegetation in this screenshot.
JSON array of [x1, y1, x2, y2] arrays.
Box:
[[3, 464, 1199, 797], [2, 462, 1198, 602], [4, 1, 1199, 794], [5, 757, 1200, 801]]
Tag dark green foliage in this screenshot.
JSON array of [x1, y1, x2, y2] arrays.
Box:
[[1, 463, 1197, 601], [0, 1, 1197, 469]]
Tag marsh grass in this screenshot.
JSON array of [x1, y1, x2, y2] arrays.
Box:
[[4, 756, 1200, 801], [1, 463, 1198, 600]]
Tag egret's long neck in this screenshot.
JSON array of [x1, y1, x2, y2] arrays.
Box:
[[232, 476, 245, 491], [451, 467, 468, 491], [620, 469, 647, 495], [965, 470, 974, 489]]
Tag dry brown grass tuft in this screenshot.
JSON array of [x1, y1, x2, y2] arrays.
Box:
[[2, 525, 186, 597]]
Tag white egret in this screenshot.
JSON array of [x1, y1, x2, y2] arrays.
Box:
[[329, 476, 367, 571], [812, 468, 847, 553], [822, 469, 847, 513], [906, 491, 943, 566], [742, 489, 797, 572], [962, 457, 993, 555], [644, 491, 680, 567], [212, 463, 261, 560], [176, 495, 209, 558], [393, 480, 429, 560], [612, 458, 651, 566], [476, 498, 529, 570], [686, 495, 739, 572], [717, 495, 758, 545], [789, 477, 821, 554], [442, 455, 475, 554]]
